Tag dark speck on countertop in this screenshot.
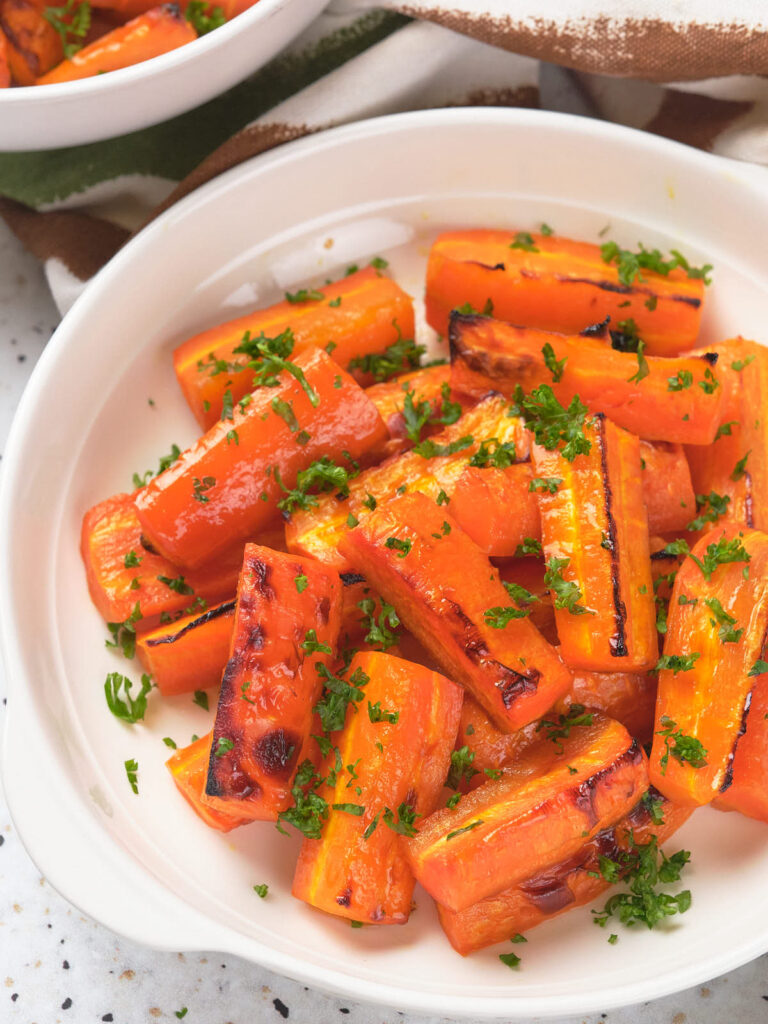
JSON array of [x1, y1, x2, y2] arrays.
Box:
[[273, 997, 289, 1018]]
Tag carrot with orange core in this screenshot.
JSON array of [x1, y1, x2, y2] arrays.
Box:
[[405, 713, 648, 912], [450, 314, 724, 445], [202, 545, 341, 822], [365, 364, 454, 456], [685, 339, 768, 535], [533, 414, 657, 672], [137, 598, 235, 696], [285, 394, 530, 571], [135, 347, 387, 569], [1, 0, 62, 84], [167, 733, 252, 833], [81, 491, 242, 632], [35, 3, 196, 83], [292, 651, 463, 925], [437, 789, 692, 954], [649, 526, 768, 806], [173, 267, 415, 430], [425, 230, 706, 356], [339, 492, 571, 732]]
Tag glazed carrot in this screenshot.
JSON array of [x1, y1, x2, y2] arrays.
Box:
[[453, 696, 539, 790], [285, 394, 530, 571], [365, 364, 453, 456], [425, 230, 706, 356], [714, 660, 768, 823], [0, 27, 11, 85], [35, 3, 196, 84], [640, 440, 695, 535], [685, 339, 768, 534], [437, 789, 692, 954], [649, 526, 768, 805], [81, 492, 242, 633], [136, 598, 235, 696], [202, 545, 341, 822], [405, 714, 648, 912], [292, 651, 463, 925], [1, 0, 61, 84], [496, 557, 556, 643], [450, 463, 539, 557], [533, 414, 657, 672], [134, 347, 387, 569], [339, 492, 571, 732], [173, 267, 415, 430], [450, 314, 724, 445], [166, 733, 252, 833]]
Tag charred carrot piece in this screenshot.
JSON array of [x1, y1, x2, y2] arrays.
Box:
[[135, 347, 387, 569], [202, 545, 341, 822], [136, 598, 235, 696], [685, 339, 768, 534], [173, 267, 415, 430], [437, 789, 692, 954], [81, 492, 242, 633], [0, 27, 11, 85], [292, 651, 463, 925], [285, 393, 530, 571], [450, 314, 723, 445], [426, 230, 706, 356], [35, 3, 195, 83], [557, 669, 658, 746], [166, 733, 252, 833], [714, 658, 768, 823], [1, 0, 61, 84], [640, 440, 695, 535], [405, 713, 648, 912], [532, 414, 657, 672], [649, 526, 768, 805], [365, 364, 453, 457], [339, 492, 571, 732]]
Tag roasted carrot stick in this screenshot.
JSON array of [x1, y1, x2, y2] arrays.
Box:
[[339, 492, 571, 732], [292, 651, 463, 925], [558, 669, 658, 746], [35, 3, 195, 83], [453, 696, 540, 790], [166, 733, 252, 833], [496, 557, 557, 643], [365, 364, 454, 456], [649, 526, 768, 805], [0, 26, 11, 85], [450, 463, 539, 557], [714, 659, 768, 823], [450, 314, 724, 445], [640, 440, 695, 535], [426, 230, 706, 356], [1, 0, 62, 84], [405, 713, 648, 912], [136, 598, 235, 696], [202, 546, 341, 822], [685, 338, 768, 534], [81, 492, 242, 634], [437, 789, 692, 954], [135, 347, 387, 569], [532, 414, 658, 672], [173, 267, 415, 430], [285, 394, 530, 571]]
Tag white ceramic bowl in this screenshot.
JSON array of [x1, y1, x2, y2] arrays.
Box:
[[0, 0, 327, 150], [3, 109, 768, 1019]]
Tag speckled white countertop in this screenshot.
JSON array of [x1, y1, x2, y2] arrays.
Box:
[[1, 219, 767, 1024]]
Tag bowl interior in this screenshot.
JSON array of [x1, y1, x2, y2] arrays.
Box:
[[4, 110, 768, 1018]]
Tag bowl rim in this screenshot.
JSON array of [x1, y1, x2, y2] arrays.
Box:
[[0, 0, 294, 103], [2, 106, 768, 1019]]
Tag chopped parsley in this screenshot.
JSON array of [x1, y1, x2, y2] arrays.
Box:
[[627, 340, 650, 384], [600, 241, 712, 287], [446, 746, 480, 790], [43, 0, 90, 58], [132, 443, 182, 490], [124, 758, 139, 795], [348, 334, 425, 382], [357, 597, 400, 650], [469, 438, 516, 469], [446, 819, 484, 841], [300, 629, 332, 655], [732, 355, 756, 372], [314, 664, 369, 733], [367, 701, 399, 724], [656, 715, 708, 775], [285, 288, 324, 303], [276, 760, 329, 839], [157, 574, 194, 595], [275, 457, 352, 514], [748, 659, 768, 676], [384, 537, 412, 558], [499, 952, 521, 969], [412, 435, 474, 459], [513, 384, 591, 462], [667, 369, 693, 392], [704, 597, 743, 644], [104, 672, 152, 724], [232, 328, 318, 407], [687, 491, 730, 532], [544, 556, 592, 615], [529, 477, 562, 494], [536, 703, 594, 753], [185, 0, 225, 33], [192, 475, 216, 503], [253, 884, 269, 898], [514, 537, 543, 558], [105, 601, 143, 659], [542, 342, 566, 383], [509, 231, 538, 253], [123, 550, 142, 569], [294, 573, 308, 593], [731, 451, 751, 482], [214, 737, 234, 758], [655, 653, 700, 675], [591, 834, 691, 930]]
